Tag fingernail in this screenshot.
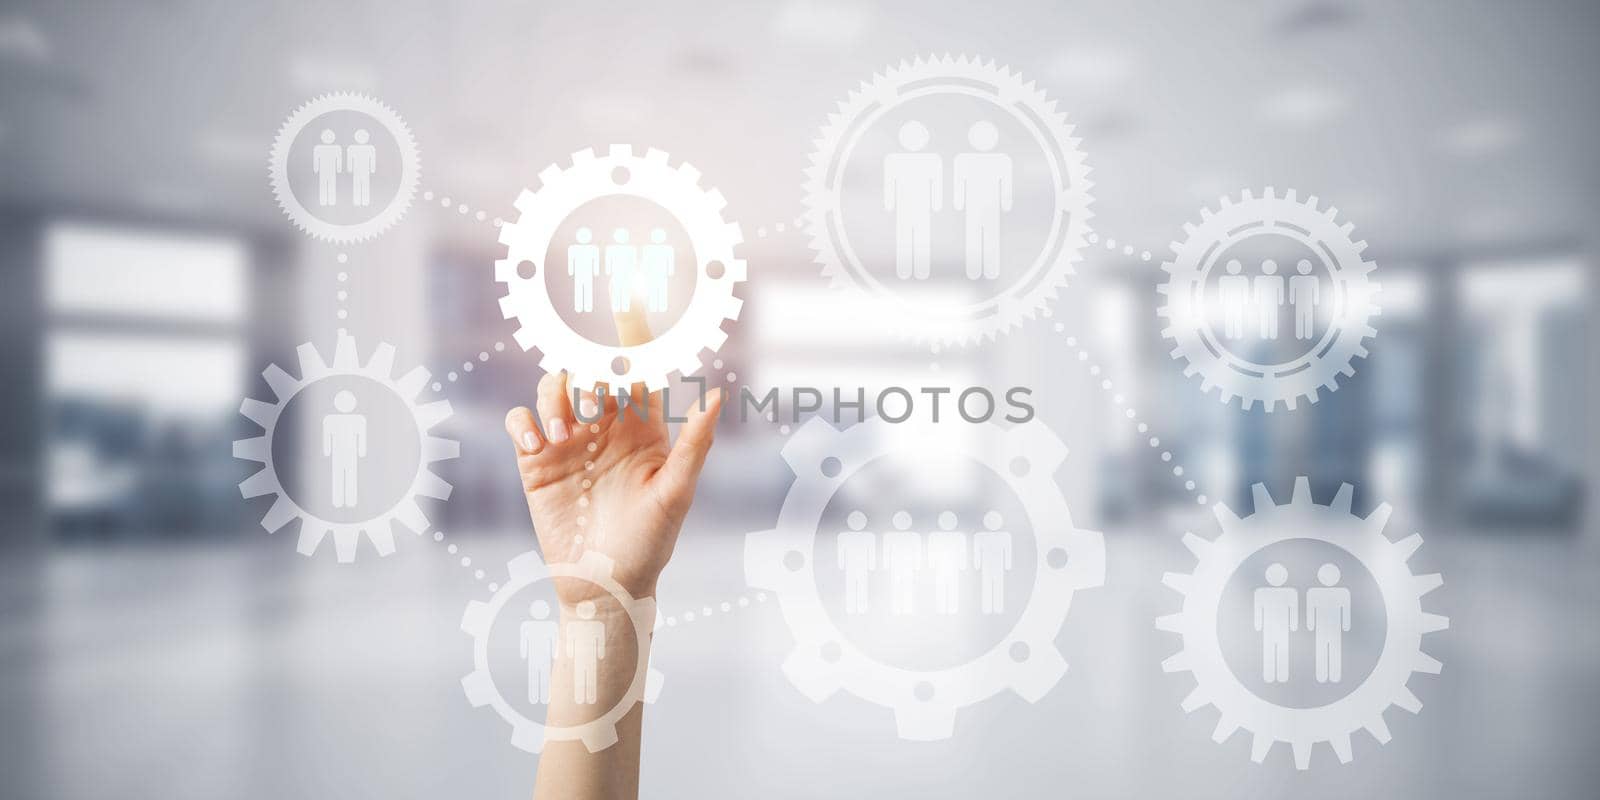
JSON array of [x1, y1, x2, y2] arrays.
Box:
[[522, 431, 539, 453], [548, 418, 570, 443], [579, 395, 598, 419]]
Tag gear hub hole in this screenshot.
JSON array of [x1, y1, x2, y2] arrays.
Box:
[[820, 456, 842, 478], [1046, 548, 1069, 569], [821, 641, 842, 663], [1008, 642, 1031, 662], [705, 260, 725, 279], [913, 681, 935, 701], [1009, 457, 1030, 477], [611, 356, 630, 376], [783, 551, 806, 571], [516, 260, 538, 279], [610, 166, 631, 186]]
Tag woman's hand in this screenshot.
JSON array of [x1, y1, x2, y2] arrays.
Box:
[[501, 307, 723, 601]]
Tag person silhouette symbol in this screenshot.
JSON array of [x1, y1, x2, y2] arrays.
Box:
[[565, 600, 607, 705], [1306, 563, 1352, 683], [346, 129, 377, 207], [1253, 259, 1286, 340], [312, 129, 342, 206], [322, 390, 366, 509], [1289, 259, 1321, 340], [926, 511, 969, 615], [881, 510, 923, 615], [836, 511, 876, 615], [1218, 259, 1251, 340], [641, 228, 675, 313], [973, 511, 1014, 615], [883, 121, 942, 280], [568, 227, 600, 313], [605, 228, 639, 312], [520, 600, 560, 704], [953, 120, 1013, 280], [1253, 563, 1298, 683]]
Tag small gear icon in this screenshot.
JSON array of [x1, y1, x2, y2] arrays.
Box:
[[495, 145, 747, 392], [268, 92, 421, 243], [461, 550, 663, 754], [802, 54, 1094, 347], [745, 417, 1105, 740], [232, 331, 457, 562], [1157, 187, 1380, 411], [1157, 478, 1449, 769]]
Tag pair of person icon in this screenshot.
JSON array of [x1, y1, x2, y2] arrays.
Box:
[[311, 129, 379, 207], [835, 510, 1014, 617], [1253, 563, 1351, 684], [321, 390, 366, 509], [566, 227, 676, 314], [883, 120, 1013, 281], [520, 599, 608, 705], [1216, 258, 1323, 341]]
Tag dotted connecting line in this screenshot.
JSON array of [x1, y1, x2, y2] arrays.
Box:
[[431, 530, 494, 592], [429, 341, 508, 393], [1051, 322, 1208, 506], [1085, 231, 1154, 262], [421, 189, 502, 227], [753, 215, 806, 240], [658, 591, 768, 631], [335, 252, 350, 321]]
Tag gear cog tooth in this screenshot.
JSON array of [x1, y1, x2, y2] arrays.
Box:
[[676, 161, 702, 183], [460, 599, 493, 635], [232, 436, 269, 463], [1213, 717, 1240, 743], [1393, 686, 1423, 714], [461, 668, 495, 706], [239, 398, 276, 428], [1392, 532, 1423, 562], [1009, 646, 1068, 701], [367, 523, 397, 557], [1249, 733, 1274, 763], [1331, 483, 1356, 513], [1161, 572, 1193, 596], [893, 701, 958, 741], [1181, 532, 1211, 557], [296, 525, 327, 557], [607, 143, 632, 160], [238, 468, 276, 500], [1291, 740, 1313, 770], [1160, 652, 1191, 673], [1331, 732, 1354, 764], [572, 147, 597, 164], [1180, 687, 1208, 712], [1365, 501, 1394, 532], [644, 147, 669, 164], [1250, 483, 1276, 512], [1365, 714, 1393, 744], [1155, 613, 1184, 633], [1290, 476, 1314, 505], [1412, 573, 1444, 596], [1420, 612, 1450, 634], [1413, 652, 1443, 675], [262, 363, 298, 401], [782, 648, 844, 702], [259, 496, 297, 533], [332, 527, 362, 562]]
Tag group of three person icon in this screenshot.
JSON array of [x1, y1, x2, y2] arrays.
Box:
[[311, 129, 379, 207], [1217, 258, 1324, 341], [836, 510, 1015, 617], [566, 227, 676, 314], [519, 599, 609, 706], [883, 120, 1014, 281], [1253, 562, 1352, 684]]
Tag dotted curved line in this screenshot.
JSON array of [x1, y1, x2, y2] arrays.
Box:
[[658, 591, 769, 631], [1052, 320, 1208, 506], [753, 215, 806, 240], [432, 530, 493, 592], [1085, 231, 1153, 262], [429, 341, 508, 393], [335, 252, 350, 321], [421, 189, 502, 227]]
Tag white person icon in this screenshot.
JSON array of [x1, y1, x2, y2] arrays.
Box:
[[1253, 562, 1298, 684], [322, 389, 366, 509], [565, 600, 607, 705], [641, 228, 675, 313], [312, 129, 342, 207], [520, 600, 559, 704], [1289, 258, 1322, 341], [604, 228, 639, 313], [952, 120, 1013, 280], [883, 121, 942, 280], [836, 511, 877, 616], [347, 129, 377, 207], [973, 511, 1013, 615], [880, 510, 923, 615], [1306, 563, 1351, 683], [926, 511, 969, 615], [568, 227, 600, 313]]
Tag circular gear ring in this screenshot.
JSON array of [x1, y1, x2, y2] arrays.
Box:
[[802, 54, 1094, 347], [1156, 477, 1449, 769], [232, 331, 457, 562], [461, 550, 663, 754], [268, 92, 421, 243], [1157, 187, 1380, 411], [495, 145, 747, 392], [744, 416, 1105, 740]]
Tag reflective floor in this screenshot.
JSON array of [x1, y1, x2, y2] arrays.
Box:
[[2, 522, 1597, 800]]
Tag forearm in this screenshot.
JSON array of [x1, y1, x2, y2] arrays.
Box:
[[535, 604, 654, 800]]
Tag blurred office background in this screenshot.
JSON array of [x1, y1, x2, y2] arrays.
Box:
[[1, 1, 1597, 798]]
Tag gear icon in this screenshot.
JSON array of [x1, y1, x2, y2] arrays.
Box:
[[495, 145, 747, 392], [744, 417, 1105, 740], [1156, 478, 1448, 769], [802, 54, 1094, 347], [461, 550, 663, 753], [232, 331, 457, 562], [268, 92, 421, 243], [1157, 188, 1380, 411]]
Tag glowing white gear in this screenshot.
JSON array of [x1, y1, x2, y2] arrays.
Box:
[[461, 550, 663, 754], [1157, 188, 1380, 411], [268, 92, 421, 243], [1157, 477, 1449, 769], [802, 54, 1094, 347], [495, 145, 747, 392], [744, 416, 1105, 740], [232, 331, 456, 562]]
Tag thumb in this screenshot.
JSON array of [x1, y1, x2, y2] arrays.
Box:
[[653, 387, 725, 507]]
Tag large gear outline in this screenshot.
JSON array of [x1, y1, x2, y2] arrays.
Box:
[[802, 54, 1095, 347], [744, 416, 1105, 740], [1156, 477, 1449, 769], [268, 92, 421, 243], [461, 550, 663, 754], [232, 331, 457, 562], [495, 145, 747, 392], [1157, 187, 1380, 411]]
